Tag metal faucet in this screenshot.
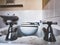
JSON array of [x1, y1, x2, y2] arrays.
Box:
[[42, 21, 57, 42], [0, 15, 19, 41], [5, 21, 18, 41]]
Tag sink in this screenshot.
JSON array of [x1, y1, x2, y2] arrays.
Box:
[[0, 36, 9, 43], [53, 28, 60, 36], [0, 35, 60, 45], [0, 35, 42, 45]]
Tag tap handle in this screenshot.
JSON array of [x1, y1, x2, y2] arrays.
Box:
[[52, 22, 57, 25], [43, 21, 57, 25], [43, 22, 47, 24]]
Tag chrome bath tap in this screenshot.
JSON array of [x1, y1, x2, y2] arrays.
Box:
[[42, 21, 57, 42], [0, 15, 19, 41]]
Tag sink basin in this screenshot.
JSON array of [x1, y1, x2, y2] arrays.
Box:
[[20, 26, 38, 36]]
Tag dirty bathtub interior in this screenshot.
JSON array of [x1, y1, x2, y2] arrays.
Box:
[[0, 35, 60, 45]]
